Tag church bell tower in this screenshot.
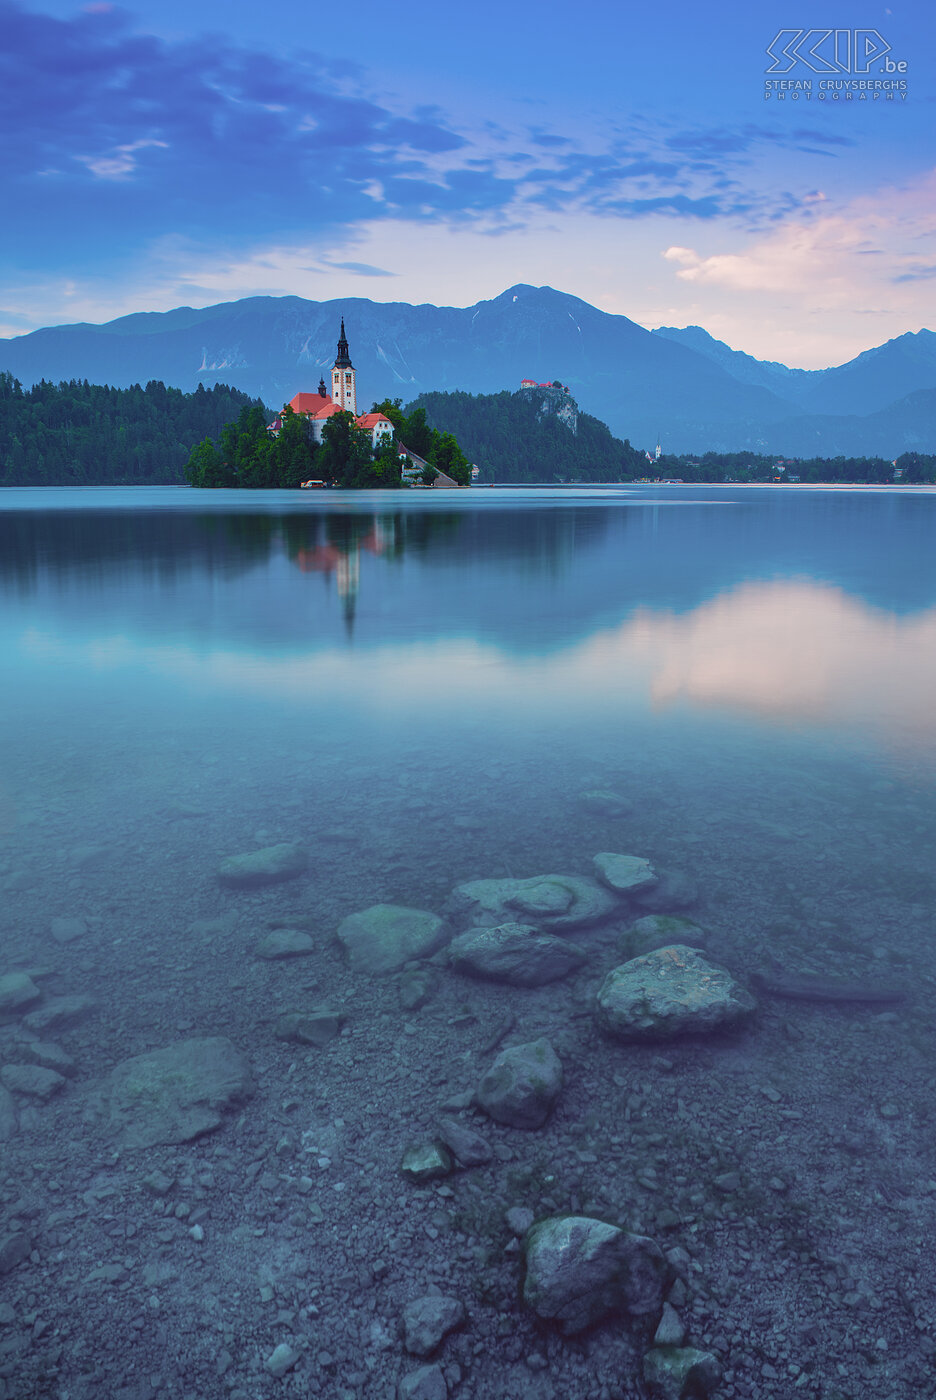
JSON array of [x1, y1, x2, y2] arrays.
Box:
[[332, 319, 357, 415]]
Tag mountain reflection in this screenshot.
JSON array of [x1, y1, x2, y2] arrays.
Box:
[[17, 577, 936, 750]]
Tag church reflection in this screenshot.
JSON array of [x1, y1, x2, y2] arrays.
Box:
[[289, 515, 396, 633]]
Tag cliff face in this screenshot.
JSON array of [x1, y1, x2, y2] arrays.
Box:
[[517, 383, 578, 436]]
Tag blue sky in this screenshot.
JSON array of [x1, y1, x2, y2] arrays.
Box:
[[2, 0, 934, 365]]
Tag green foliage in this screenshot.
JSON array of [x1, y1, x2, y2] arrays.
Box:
[[0, 372, 265, 486], [185, 401, 318, 489], [431, 431, 471, 486], [371, 397, 407, 437], [375, 398, 471, 484], [183, 437, 230, 488], [654, 449, 936, 485], [400, 406, 436, 460], [317, 410, 377, 487], [406, 389, 644, 483]]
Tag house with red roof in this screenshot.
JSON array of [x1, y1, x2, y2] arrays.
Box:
[[268, 322, 393, 448]]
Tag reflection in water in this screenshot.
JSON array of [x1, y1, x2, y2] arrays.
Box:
[[633, 579, 936, 747], [14, 577, 936, 755], [285, 513, 462, 634], [1, 489, 936, 1400]]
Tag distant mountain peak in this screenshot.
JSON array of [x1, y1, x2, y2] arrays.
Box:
[[0, 287, 932, 457]]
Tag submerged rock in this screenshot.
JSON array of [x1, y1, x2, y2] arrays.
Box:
[[0, 1086, 17, 1141], [578, 789, 632, 817], [337, 904, 450, 975], [449, 922, 587, 986], [643, 1346, 722, 1399], [596, 945, 756, 1040], [400, 1142, 452, 1183], [654, 1302, 687, 1346], [449, 875, 617, 933], [264, 1343, 300, 1378], [398, 966, 437, 1011], [622, 915, 706, 957], [403, 1295, 465, 1356], [0, 972, 41, 1013], [49, 916, 87, 945], [635, 870, 699, 913], [23, 995, 96, 1033], [254, 928, 315, 960], [107, 1036, 254, 1147], [593, 853, 658, 895], [17, 1040, 77, 1078], [274, 1008, 344, 1046], [523, 1215, 666, 1334], [0, 1064, 66, 1100], [0, 1231, 32, 1275], [476, 1038, 562, 1129], [435, 1116, 493, 1167], [398, 1364, 447, 1400], [217, 842, 308, 889]]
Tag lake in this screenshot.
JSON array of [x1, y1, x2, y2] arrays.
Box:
[[1, 484, 934, 1400]]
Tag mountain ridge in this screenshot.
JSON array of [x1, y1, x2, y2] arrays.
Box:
[[1, 284, 932, 455]]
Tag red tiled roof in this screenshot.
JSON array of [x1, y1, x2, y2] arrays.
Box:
[[310, 402, 344, 420], [288, 392, 331, 416], [355, 413, 392, 429]]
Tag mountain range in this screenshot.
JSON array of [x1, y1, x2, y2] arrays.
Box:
[[1, 284, 933, 457]]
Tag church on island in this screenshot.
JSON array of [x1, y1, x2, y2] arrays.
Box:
[[268, 320, 395, 451], [268, 320, 463, 486]]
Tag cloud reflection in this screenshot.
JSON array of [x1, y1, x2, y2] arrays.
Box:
[[15, 579, 936, 753]]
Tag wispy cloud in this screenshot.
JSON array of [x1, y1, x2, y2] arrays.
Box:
[[0, 0, 849, 270]]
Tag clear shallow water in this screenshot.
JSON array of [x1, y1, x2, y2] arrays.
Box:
[[1, 484, 936, 1398]]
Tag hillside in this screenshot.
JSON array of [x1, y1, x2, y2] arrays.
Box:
[[653, 324, 936, 426], [0, 285, 801, 454], [0, 375, 265, 486], [409, 386, 644, 482], [0, 284, 933, 456]]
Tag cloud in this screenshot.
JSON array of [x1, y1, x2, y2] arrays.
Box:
[[663, 170, 936, 301], [0, 0, 472, 244], [0, 0, 850, 276], [650, 169, 936, 364], [324, 260, 395, 277], [18, 577, 936, 754], [76, 138, 169, 180]]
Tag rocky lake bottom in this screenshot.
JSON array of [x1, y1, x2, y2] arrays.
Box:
[[1, 713, 935, 1400]]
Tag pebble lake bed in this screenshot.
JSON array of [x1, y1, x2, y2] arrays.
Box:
[[1, 485, 935, 1400]]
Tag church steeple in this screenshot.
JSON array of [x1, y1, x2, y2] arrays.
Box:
[[332, 318, 357, 414], [334, 318, 353, 370]]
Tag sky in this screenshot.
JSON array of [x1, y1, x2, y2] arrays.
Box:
[[1, 0, 934, 366]]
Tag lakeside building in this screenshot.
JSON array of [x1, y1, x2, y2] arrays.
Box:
[[270, 321, 469, 487], [268, 321, 394, 450]]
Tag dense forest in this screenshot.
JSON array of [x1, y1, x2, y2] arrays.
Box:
[[408, 388, 646, 482], [184, 398, 471, 489], [655, 450, 936, 484], [0, 373, 266, 486], [3, 372, 934, 487]]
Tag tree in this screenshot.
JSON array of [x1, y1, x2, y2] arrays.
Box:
[[317, 411, 374, 486], [431, 431, 471, 486], [401, 406, 436, 459], [184, 437, 230, 488], [371, 397, 407, 438], [370, 437, 405, 488]]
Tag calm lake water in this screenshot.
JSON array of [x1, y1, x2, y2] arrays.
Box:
[[1, 483, 935, 1399]]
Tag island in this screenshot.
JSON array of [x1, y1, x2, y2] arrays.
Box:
[[183, 322, 472, 489]]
